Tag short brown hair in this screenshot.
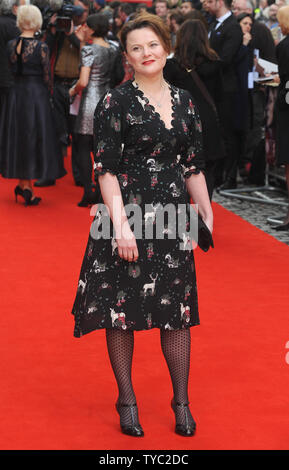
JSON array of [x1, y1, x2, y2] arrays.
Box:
[[120, 12, 171, 54]]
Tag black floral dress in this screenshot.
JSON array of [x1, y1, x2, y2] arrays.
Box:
[[72, 79, 205, 337]]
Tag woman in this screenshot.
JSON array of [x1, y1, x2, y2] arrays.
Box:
[[272, 5, 289, 230], [69, 14, 124, 207], [164, 19, 224, 199], [71, 13, 213, 437], [0, 4, 65, 206], [234, 13, 255, 180]]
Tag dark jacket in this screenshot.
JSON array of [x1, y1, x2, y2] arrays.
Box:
[[164, 57, 225, 161], [0, 14, 20, 88], [209, 13, 243, 94], [45, 29, 80, 77]]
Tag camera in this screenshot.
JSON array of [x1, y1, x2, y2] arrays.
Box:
[[36, 0, 86, 33]]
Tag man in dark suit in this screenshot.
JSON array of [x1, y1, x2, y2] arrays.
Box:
[[207, 0, 243, 189]]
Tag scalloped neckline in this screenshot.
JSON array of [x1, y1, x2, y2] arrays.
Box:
[[132, 80, 176, 132]]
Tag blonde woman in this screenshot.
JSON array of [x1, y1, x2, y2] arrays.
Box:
[[0, 4, 65, 205]]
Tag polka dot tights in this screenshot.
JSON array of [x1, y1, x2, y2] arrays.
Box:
[[105, 328, 195, 429]]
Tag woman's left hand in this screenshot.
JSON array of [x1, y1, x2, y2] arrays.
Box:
[[69, 86, 75, 97]]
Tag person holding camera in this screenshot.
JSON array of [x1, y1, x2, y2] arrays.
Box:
[[36, 0, 90, 188]]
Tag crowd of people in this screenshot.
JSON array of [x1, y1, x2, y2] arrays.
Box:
[[0, 0, 288, 227]]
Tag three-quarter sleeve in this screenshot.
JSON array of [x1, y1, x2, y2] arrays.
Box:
[[93, 90, 124, 177], [181, 97, 205, 178], [80, 45, 94, 67]]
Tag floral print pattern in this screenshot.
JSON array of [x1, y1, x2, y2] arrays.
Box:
[[72, 80, 205, 337]]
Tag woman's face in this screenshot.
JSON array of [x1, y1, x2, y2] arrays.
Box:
[[125, 27, 168, 78], [240, 16, 253, 34]]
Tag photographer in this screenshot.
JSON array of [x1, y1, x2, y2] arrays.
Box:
[[35, 0, 89, 187]]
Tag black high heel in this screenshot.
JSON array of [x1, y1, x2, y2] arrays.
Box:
[[23, 189, 41, 206], [14, 185, 24, 202], [115, 401, 144, 437], [272, 222, 289, 231], [171, 398, 196, 437], [77, 191, 99, 207], [77, 188, 100, 207]]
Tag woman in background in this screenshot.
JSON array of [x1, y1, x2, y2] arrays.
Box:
[[0, 4, 65, 205], [272, 6, 289, 230], [164, 19, 224, 199], [69, 13, 124, 207]]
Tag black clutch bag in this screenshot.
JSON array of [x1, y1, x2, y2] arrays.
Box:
[[197, 214, 214, 252]]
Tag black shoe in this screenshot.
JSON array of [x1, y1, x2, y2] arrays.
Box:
[[77, 191, 99, 207], [272, 222, 289, 231], [14, 185, 24, 202], [115, 402, 144, 437], [171, 399, 196, 437], [34, 179, 55, 187], [217, 179, 237, 191], [23, 189, 41, 206]]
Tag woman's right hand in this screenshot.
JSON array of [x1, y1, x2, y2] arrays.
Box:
[[116, 222, 139, 262]]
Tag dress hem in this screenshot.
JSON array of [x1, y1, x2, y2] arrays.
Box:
[[73, 321, 200, 338]]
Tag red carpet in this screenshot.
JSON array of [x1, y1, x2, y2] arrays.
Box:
[[0, 156, 288, 450]]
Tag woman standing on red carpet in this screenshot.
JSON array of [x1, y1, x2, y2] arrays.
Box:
[[71, 13, 213, 437], [0, 5, 65, 206]]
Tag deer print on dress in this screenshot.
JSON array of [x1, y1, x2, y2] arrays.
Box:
[[142, 273, 158, 296], [110, 308, 127, 329], [144, 203, 161, 225]]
